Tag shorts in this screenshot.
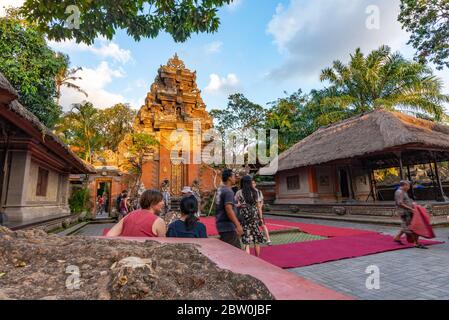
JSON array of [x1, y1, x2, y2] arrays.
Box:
[[219, 231, 242, 249], [399, 211, 413, 235]]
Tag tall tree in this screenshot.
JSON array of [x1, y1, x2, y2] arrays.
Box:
[[97, 103, 137, 152], [20, 0, 234, 45], [55, 54, 87, 106], [399, 0, 449, 70], [0, 12, 67, 128], [55, 102, 102, 163], [319, 46, 449, 122], [210, 93, 266, 132], [210, 93, 266, 168], [265, 90, 311, 152], [126, 133, 159, 196]]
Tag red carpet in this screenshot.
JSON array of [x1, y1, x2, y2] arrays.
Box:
[[200, 217, 377, 238], [200, 217, 297, 237], [256, 233, 443, 269], [264, 218, 377, 237]]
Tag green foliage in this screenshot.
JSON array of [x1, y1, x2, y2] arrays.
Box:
[[55, 102, 102, 163], [0, 13, 67, 128], [55, 102, 137, 162], [127, 132, 159, 174], [97, 103, 137, 151], [69, 187, 90, 214], [55, 54, 87, 105], [399, 0, 449, 70], [210, 93, 266, 133], [265, 90, 312, 152], [318, 45, 449, 122], [20, 0, 234, 45]]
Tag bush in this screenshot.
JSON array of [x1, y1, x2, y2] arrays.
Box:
[[69, 187, 90, 214]]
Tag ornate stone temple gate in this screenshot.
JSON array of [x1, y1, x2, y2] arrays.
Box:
[[118, 55, 216, 194]]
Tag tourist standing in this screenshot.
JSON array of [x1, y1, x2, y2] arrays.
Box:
[[252, 180, 272, 246], [161, 179, 171, 216], [394, 180, 427, 249], [116, 190, 127, 214], [191, 180, 202, 217], [215, 169, 243, 248], [102, 193, 108, 214], [106, 189, 166, 237], [166, 195, 207, 238], [118, 193, 129, 220], [235, 176, 266, 257], [181, 186, 193, 198], [97, 195, 104, 215]]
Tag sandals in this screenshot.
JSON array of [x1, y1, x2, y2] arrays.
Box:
[[415, 244, 429, 249]]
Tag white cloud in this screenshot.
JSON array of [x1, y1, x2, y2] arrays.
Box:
[[227, 0, 243, 11], [266, 0, 410, 81], [205, 73, 240, 95], [204, 41, 223, 54], [49, 38, 132, 64], [0, 0, 23, 17], [59, 61, 125, 110]]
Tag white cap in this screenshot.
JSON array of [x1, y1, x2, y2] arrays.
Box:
[[181, 186, 193, 194]]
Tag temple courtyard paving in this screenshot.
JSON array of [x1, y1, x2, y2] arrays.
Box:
[[75, 216, 449, 300]]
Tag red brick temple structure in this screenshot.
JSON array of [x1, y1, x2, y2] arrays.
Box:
[[118, 54, 216, 196], [266, 109, 449, 222]]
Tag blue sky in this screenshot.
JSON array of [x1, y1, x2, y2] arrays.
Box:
[[2, 0, 449, 111]]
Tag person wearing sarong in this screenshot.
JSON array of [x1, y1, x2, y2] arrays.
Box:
[[394, 180, 428, 249], [235, 175, 266, 257]]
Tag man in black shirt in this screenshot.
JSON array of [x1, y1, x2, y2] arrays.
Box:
[[215, 169, 243, 248]]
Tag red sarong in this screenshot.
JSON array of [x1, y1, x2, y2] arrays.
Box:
[[410, 205, 435, 239]]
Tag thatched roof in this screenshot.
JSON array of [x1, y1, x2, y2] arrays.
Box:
[[276, 109, 449, 172], [0, 72, 94, 174], [0, 73, 18, 103]]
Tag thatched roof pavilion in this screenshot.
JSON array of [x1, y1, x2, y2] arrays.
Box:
[[270, 109, 449, 206], [278, 109, 449, 172]]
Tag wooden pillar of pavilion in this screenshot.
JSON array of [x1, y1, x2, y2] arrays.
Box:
[[432, 154, 447, 202], [406, 165, 416, 200], [394, 151, 405, 180]]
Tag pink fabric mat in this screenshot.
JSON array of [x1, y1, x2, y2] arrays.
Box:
[[255, 233, 443, 269]]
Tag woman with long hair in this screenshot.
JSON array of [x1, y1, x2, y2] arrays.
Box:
[[166, 195, 207, 238], [235, 175, 266, 256]]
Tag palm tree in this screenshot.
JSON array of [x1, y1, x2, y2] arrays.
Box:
[[55, 102, 101, 163], [318, 45, 449, 122], [55, 54, 88, 106]]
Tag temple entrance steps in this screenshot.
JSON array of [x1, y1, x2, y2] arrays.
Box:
[[170, 196, 182, 212]]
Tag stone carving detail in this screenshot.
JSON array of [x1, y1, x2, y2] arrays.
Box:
[[134, 54, 212, 132]]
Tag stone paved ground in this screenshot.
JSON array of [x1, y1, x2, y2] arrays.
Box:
[[72, 217, 449, 300], [73, 223, 115, 236], [265, 215, 449, 300]]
